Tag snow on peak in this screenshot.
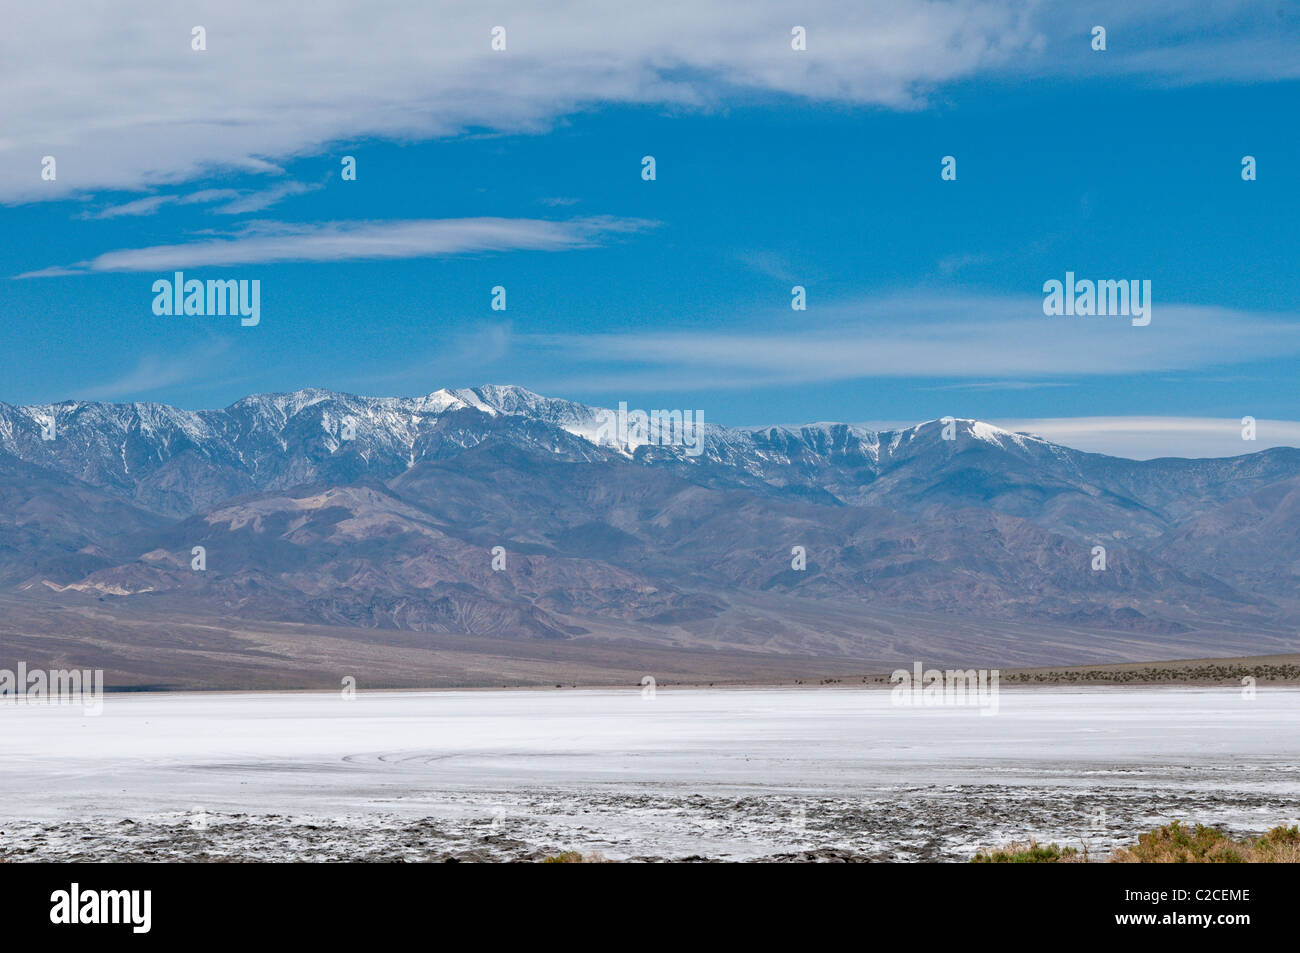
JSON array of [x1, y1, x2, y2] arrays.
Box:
[[229, 388, 338, 421], [969, 420, 1046, 450], [421, 388, 496, 415]]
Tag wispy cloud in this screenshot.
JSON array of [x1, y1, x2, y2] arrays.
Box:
[[5, 2, 1293, 203], [925, 380, 1074, 391], [81, 183, 315, 220], [81, 195, 178, 220], [936, 252, 993, 277], [180, 189, 244, 206], [993, 416, 1300, 460], [520, 293, 1300, 387], [211, 181, 322, 215], [74, 342, 235, 401], [733, 249, 799, 283], [17, 216, 656, 275]]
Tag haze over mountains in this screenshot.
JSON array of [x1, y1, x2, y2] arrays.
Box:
[[1, 385, 1296, 685]]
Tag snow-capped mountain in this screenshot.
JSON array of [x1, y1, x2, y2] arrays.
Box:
[[3, 384, 1294, 538], [1, 385, 1298, 678], [0, 386, 620, 515]]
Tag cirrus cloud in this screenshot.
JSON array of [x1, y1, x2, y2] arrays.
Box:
[[6, 1, 1296, 205], [519, 293, 1300, 386], [15, 216, 656, 275]]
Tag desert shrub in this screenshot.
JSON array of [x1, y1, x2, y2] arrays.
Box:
[[972, 841, 1079, 863], [1111, 822, 1300, 863], [542, 850, 611, 863]]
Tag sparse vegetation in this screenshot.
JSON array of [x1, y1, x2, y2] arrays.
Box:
[[972, 822, 1300, 863], [1004, 664, 1300, 684], [1111, 822, 1300, 863], [972, 842, 1081, 863], [542, 850, 611, 863]]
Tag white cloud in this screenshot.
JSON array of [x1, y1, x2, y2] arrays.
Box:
[[82, 186, 295, 220], [80, 183, 317, 220], [81, 195, 177, 219], [74, 342, 235, 401], [7, 2, 1293, 204], [16, 216, 655, 274], [211, 181, 322, 215], [521, 294, 1300, 385], [992, 416, 1300, 460], [179, 189, 244, 206]]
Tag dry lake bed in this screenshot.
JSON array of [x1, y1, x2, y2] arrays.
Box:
[[1, 686, 1297, 862]]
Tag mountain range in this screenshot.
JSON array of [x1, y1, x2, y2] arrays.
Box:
[[1, 384, 1296, 685]]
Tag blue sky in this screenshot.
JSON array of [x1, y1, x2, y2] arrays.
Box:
[[3, 2, 1298, 457]]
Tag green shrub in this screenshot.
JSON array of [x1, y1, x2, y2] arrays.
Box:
[[972, 841, 1079, 863]]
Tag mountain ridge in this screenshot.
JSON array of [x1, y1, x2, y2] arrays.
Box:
[[1, 384, 1297, 671]]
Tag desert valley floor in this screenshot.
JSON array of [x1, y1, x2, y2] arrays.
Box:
[[2, 685, 1296, 862]]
